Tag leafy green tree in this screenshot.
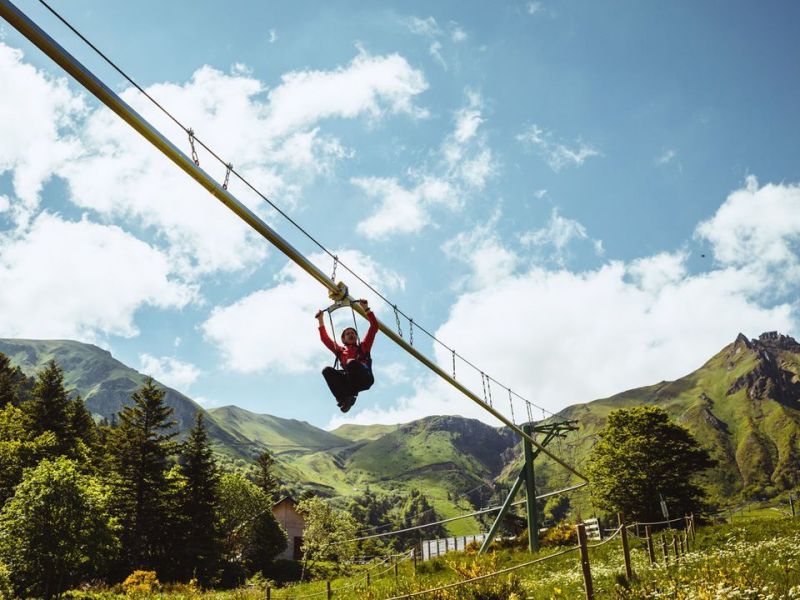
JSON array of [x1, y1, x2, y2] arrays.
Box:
[[297, 496, 358, 580], [0, 404, 58, 504], [252, 449, 280, 502], [347, 487, 394, 553], [587, 406, 715, 522], [0, 457, 117, 599], [217, 473, 286, 585], [107, 378, 178, 575], [178, 412, 221, 585]]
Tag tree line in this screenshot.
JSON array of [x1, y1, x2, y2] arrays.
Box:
[[0, 355, 287, 598]]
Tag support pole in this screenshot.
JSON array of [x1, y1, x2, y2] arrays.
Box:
[[0, 0, 588, 483], [576, 523, 594, 600], [645, 526, 656, 565], [618, 513, 632, 581], [790, 494, 796, 517], [523, 423, 539, 553], [479, 472, 525, 554]]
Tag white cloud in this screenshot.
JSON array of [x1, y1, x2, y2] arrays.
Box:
[[201, 250, 404, 374], [517, 124, 600, 171], [696, 176, 800, 277], [0, 213, 193, 340], [655, 149, 676, 165], [139, 353, 201, 392], [0, 195, 9, 212], [356, 92, 496, 239], [58, 51, 426, 277], [520, 208, 603, 264], [345, 179, 800, 425], [533, 189, 548, 200], [405, 16, 441, 37], [0, 43, 85, 224], [527, 2, 545, 15], [450, 24, 468, 42], [443, 211, 519, 289], [429, 41, 447, 69], [268, 29, 278, 44]]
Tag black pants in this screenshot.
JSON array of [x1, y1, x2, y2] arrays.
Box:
[[322, 362, 374, 400]]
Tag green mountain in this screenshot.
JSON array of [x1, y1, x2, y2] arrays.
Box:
[[5, 331, 798, 530], [541, 332, 800, 502], [0, 338, 246, 456]]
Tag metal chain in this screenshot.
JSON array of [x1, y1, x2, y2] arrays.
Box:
[[330, 255, 338, 282], [393, 305, 403, 339], [508, 389, 516, 424], [187, 128, 199, 165], [222, 162, 233, 190], [486, 376, 494, 407], [525, 400, 533, 425], [480, 372, 488, 404], [451, 350, 457, 379], [409, 319, 414, 346]]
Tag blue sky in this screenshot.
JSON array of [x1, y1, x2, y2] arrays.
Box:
[[1, 0, 799, 429]]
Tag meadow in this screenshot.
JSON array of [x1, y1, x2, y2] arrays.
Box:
[[62, 508, 800, 600]]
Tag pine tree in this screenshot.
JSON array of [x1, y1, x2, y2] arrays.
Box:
[[178, 412, 221, 585], [0, 353, 30, 408], [23, 361, 72, 455], [253, 450, 280, 501], [108, 378, 178, 576]]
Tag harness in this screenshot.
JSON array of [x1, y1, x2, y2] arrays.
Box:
[[333, 344, 372, 371]]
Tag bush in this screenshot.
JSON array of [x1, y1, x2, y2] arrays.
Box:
[[264, 559, 303, 585], [122, 570, 159, 597], [415, 557, 447, 575], [540, 523, 577, 547], [0, 563, 12, 600]]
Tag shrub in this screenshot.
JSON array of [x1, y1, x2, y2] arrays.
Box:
[[122, 570, 159, 597], [540, 523, 577, 547], [264, 559, 303, 585]]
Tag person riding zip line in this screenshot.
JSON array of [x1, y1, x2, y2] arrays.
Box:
[[316, 298, 379, 413]]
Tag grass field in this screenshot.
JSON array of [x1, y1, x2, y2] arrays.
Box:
[[65, 511, 800, 599]]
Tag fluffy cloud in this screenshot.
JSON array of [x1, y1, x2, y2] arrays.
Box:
[[201, 250, 404, 374], [139, 353, 201, 393], [338, 179, 800, 425], [696, 176, 800, 276], [404, 16, 441, 37], [356, 92, 496, 239], [59, 50, 426, 278], [520, 207, 603, 264], [0, 213, 192, 340], [0, 43, 84, 224], [517, 124, 599, 171]]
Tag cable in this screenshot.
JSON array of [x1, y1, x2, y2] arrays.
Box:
[[35, 0, 557, 422]]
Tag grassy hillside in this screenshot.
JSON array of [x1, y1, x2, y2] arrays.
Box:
[[330, 423, 401, 442]]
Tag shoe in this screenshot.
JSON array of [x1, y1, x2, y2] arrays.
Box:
[[339, 395, 357, 413]]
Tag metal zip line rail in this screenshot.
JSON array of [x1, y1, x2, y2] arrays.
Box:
[[0, 0, 586, 482]]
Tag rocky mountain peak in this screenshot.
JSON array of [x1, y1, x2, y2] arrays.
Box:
[[754, 331, 800, 353], [726, 331, 800, 406]]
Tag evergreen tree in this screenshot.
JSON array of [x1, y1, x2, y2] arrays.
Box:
[[178, 412, 221, 585], [253, 449, 280, 501], [108, 378, 178, 576], [0, 353, 30, 408], [23, 361, 73, 456], [0, 457, 117, 600], [587, 406, 715, 521], [0, 405, 58, 505]]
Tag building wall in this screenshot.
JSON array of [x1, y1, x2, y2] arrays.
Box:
[[272, 500, 305, 561]]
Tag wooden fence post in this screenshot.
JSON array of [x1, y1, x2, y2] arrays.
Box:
[[790, 494, 796, 517], [661, 533, 669, 565], [690, 513, 696, 540], [394, 560, 399, 579], [326, 580, 331, 599], [366, 572, 370, 587], [576, 523, 594, 600], [413, 547, 418, 574], [265, 586, 270, 600], [645, 526, 656, 565], [618, 513, 632, 581], [672, 534, 679, 560]]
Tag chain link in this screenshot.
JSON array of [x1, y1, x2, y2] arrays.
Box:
[[525, 400, 533, 425], [480, 372, 488, 404], [508, 389, 516, 424], [451, 350, 456, 379], [486, 376, 493, 407], [409, 319, 414, 346], [330, 255, 338, 282], [222, 162, 233, 190], [393, 305, 403, 339], [187, 128, 199, 165]]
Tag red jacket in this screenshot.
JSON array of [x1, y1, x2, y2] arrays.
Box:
[[319, 310, 379, 366]]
